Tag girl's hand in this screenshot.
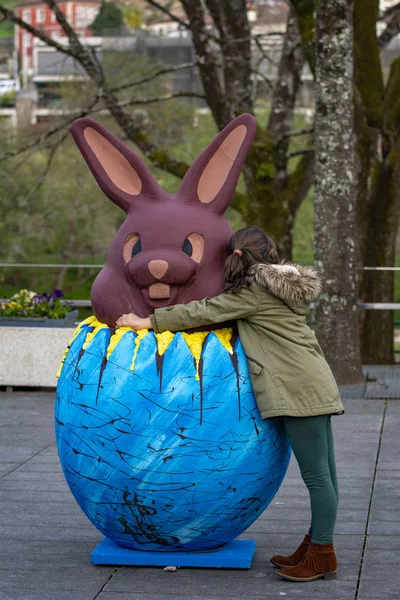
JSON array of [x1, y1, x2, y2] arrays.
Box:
[[116, 313, 153, 330]]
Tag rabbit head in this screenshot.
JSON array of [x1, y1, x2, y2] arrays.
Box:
[[71, 114, 256, 326]]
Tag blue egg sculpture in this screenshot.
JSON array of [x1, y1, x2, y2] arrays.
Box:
[[57, 114, 292, 557], [56, 318, 291, 552]]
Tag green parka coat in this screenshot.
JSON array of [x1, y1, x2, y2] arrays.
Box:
[[150, 263, 345, 420]]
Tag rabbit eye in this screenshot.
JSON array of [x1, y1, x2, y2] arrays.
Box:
[[131, 239, 142, 257], [123, 233, 141, 263], [183, 233, 204, 263], [182, 238, 193, 257]]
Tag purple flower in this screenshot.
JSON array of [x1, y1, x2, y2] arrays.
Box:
[[53, 289, 64, 299]]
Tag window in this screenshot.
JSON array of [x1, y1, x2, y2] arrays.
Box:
[[23, 32, 31, 46], [76, 6, 88, 27], [51, 11, 56, 22], [88, 7, 98, 21], [36, 7, 45, 23], [22, 9, 31, 23]]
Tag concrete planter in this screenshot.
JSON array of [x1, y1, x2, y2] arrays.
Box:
[[0, 310, 78, 328], [0, 325, 76, 387]]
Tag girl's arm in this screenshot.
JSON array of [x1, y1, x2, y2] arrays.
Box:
[[116, 286, 259, 332], [116, 314, 152, 329], [151, 285, 259, 333]]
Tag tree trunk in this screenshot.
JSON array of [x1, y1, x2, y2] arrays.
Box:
[[355, 51, 400, 363], [292, 0, 400, 366], [240, 9, 313, 259], [354, 0, 400, 365], [360, 150, 400, 363], [313, 0, 363, 383]]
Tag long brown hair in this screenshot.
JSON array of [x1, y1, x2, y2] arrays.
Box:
[[224, 226, 279, 293]]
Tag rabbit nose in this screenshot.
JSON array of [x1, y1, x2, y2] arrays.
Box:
[[148, 260, 169, 280]]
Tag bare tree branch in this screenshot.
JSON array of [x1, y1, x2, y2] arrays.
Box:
[[23, 129, 70, 211], [92, 91, 205, 112], [283, 127, 314, 138], [267, 9, 306, 180], [251, 64, 274, 95], [287, 149, 315, 212], [144, 0, 189, 29], [144, 0, 221, 44], [204, 0, 252, 116], [287, 148, 313, 159], [46, 0, 192, 178], [45, 0, 103, 78], [0, 88, 204, 165], [254, 35, 280, 68], [379, 3, 400, 49], [110, 61, 197, 93], [0, 103, 98, 162], [0, 166, 19, 189], [180, 0, 230, 126], [0, 1, 192, 180], [0, 4, 76, 56]]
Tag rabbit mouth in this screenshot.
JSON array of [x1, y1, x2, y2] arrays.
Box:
[[148, 283, 171, 300]]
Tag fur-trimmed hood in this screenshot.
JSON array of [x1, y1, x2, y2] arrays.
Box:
[[249, 262, 322, 306]]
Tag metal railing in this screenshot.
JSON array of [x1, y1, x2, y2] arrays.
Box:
[[1, 263, 400, 309]]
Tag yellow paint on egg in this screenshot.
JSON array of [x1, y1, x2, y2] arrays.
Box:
[[56, 316, 99, 378], [82, 319, 109, 350], [57, 318, 235, 381], [182, 331, 209, 380], [214, 328, 234, 354], [130, 329, 149, 371], [155, 331, 175, 356], [107, 327, 131, 359]]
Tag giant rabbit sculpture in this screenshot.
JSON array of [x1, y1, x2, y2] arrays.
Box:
[[55, 114, 291, 554]]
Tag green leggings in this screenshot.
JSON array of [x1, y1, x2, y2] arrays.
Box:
[[283, 414, 339, 545]]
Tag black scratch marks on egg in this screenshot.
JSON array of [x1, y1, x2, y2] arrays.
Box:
[[95, 355, 108, 406], [118, 493, 181, 547], [198, 357, 204, 426], [253, 417, 260, 438], [229, 351, 241, 422], [72, 346, 86, 388], [155, 352, 165, 393], [133, 492, 157, 517]]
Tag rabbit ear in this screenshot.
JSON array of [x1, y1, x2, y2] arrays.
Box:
[[71, 118, 162, 212], [179, 113, 257, 213]]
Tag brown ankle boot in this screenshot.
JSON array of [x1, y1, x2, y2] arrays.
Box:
[[277, 542, 338, 581], [270, 535, 311, 568]]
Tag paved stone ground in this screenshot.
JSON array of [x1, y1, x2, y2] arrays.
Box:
[[0, 367, 399, 600]]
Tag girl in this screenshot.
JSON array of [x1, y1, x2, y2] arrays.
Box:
[[116, 226, 345, 583]]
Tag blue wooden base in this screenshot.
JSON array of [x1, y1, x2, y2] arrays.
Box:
[[91, 538, 256, 569]]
